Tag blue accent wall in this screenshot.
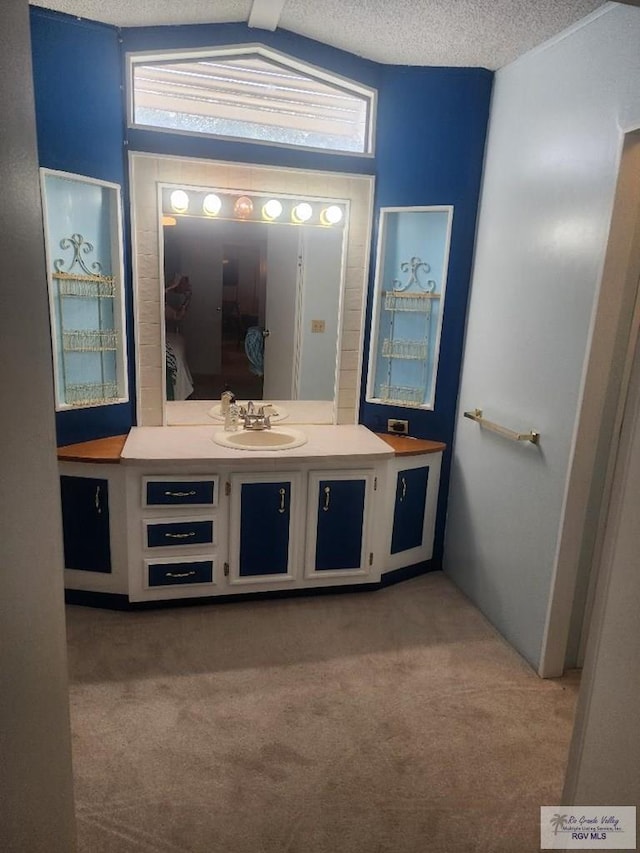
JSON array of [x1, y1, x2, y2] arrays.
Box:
[[30, 7, 135, 444], [29, 9, 492, 570], [364, 65, 493, 564]]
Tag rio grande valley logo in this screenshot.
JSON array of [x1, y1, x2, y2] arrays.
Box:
[[540, 806, 636, 849]]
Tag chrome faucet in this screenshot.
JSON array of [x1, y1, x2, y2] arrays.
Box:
[[239, 401, 271, 430]]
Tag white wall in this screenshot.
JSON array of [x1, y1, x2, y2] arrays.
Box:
[[444, 3, 640, 671], [0, 1, 77, 850]]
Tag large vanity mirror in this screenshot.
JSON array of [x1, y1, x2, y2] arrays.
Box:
[[161, 186, 345, 406], [130, 153, 374, 426]]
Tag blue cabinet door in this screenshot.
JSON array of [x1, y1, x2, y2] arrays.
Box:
[[391, 466, 429, 554], [315, 478, 366, 571], [59, 475, 111, 573], [239, 481, 291, 577]]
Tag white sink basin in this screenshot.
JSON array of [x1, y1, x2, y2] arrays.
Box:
[[212, 427, 307, 451], [208, 402, 288, 423]]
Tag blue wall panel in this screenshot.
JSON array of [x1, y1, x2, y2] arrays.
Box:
[[30, 10, 124, 183], [364, 66, 493, 564], [30, 7, 135, 445]]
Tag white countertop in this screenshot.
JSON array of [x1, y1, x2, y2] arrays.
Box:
[[122, 424, 394, 464]]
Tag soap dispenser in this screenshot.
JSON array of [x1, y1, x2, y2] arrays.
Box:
[[224, 401, 239, 431], [220, 389, 235, 415]]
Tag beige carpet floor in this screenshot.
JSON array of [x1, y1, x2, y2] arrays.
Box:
[[66, 572, 580, 853]]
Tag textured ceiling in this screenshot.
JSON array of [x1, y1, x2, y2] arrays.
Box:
[[31, 0, 609, 69]]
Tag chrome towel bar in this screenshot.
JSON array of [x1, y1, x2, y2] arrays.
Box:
[[463, 408, 540, 445]]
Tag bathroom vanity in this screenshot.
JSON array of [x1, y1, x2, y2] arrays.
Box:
[[52, 155, 451, 609], [58, 425, 444, 607]]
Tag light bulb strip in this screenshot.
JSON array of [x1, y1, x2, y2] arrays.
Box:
[[164, 189, 345, 227]]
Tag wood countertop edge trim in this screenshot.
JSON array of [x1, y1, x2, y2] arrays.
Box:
[[57, 434, 128, 464], [374, 433, 447, 456]]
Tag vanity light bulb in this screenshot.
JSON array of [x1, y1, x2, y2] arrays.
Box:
[[262, 199, 283, 221], [292, 202, 313, 224], [202, 193, 222, 216], [321, 205, 343, 226], [170, 189, 189, 214], [234, 196, 254, 220]]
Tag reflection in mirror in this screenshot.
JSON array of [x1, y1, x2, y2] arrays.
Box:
[[161, 188, 346, 406]]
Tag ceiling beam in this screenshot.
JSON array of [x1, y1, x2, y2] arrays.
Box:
[[248, 0, 287, 31]]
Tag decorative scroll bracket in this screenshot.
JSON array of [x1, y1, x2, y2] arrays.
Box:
[[464, 408, 540, 445], [53, 233, 104, 276], [392, 256, 436, 292]]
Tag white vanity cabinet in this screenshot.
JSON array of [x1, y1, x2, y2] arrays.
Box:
[[126, 463, 386, 601], [60, 427, 445, 605]]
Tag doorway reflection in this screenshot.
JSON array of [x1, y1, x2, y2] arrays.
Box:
[[163, 219, 266, 401]]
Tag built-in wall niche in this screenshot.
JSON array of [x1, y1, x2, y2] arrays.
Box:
[[367, 206, 453, 410], [130, 153, 374, 426], [40, 169, 128, 411]]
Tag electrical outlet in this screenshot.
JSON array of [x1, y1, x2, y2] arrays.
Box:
[[387, 418, 409, 435], [311, 319, 325, 333]]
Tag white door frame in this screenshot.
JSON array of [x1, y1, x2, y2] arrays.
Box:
[[539, 128, 640, 677], [575, 272, 640, 667], [562, 292, 640, 803]]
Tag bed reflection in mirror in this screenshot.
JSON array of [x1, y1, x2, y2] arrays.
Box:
[[162, 210, 346, 404]]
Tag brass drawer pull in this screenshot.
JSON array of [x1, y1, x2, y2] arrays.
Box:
[[165, 570, 196, 578], [164, 532, 196, 539], [164, 490, 197, 497], [323, 485, 331, 511]]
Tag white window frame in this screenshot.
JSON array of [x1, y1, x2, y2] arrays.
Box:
[[126, 43, 376, 158]]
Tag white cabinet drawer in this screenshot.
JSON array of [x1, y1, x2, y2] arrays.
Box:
[[143, 476, 219, 508], [145, 555, 216, 588], [143, 517, 216, 549]]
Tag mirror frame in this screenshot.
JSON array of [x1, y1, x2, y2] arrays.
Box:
[[129, 152, 374, 425]]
